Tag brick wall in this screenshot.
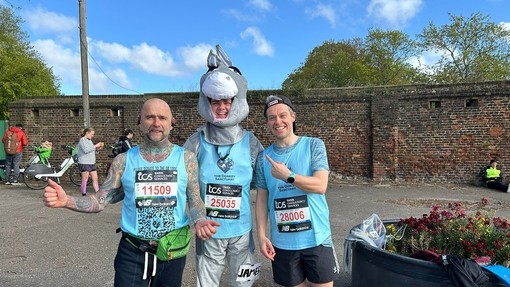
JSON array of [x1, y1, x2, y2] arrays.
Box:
[[8, 80, 510, 184]]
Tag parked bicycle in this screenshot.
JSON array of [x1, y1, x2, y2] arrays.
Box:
[[13, 144, 52, 179], [21, 145, 88, 190], [1, 144, 51, 182]]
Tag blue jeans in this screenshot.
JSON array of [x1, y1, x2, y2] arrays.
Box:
[[5, 152, 22, 182]]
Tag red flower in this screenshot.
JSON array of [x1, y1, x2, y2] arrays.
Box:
[[387, 198, 510, 267]]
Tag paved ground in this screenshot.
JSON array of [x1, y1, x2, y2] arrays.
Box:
[[1, 180, 509, 287]]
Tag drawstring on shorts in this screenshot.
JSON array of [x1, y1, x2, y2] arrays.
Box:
[[142, 252, 158, 280], [118, 230, 158, 280]]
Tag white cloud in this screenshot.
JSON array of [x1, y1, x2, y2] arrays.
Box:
[[92, 41, 212, 75], [408, 50, 445, 75], [249, 0, 273, 11], [223, 0, 271, 23], [367, 0, 422, 28], [178, 44, 214, 70], [31, 39, 123, 94], [222, 9, 261, 22], [91, 41, 132, 63], [32, 39, 82, 90], [305, 4, 337, 28], [31, 34, 214, 94], [91, 41, 182, 77], [23, 7, 76, 34], [129, 43, 182, 77], [500, 22, 510, 32], [102, 68, 132, 92], [240, 27, 274, 57]]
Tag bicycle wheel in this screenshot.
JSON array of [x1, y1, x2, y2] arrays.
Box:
[[22, 172, 49, 190], [69, 164, 91, 186]]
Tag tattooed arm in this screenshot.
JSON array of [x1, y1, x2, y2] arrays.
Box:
[[184, 149, 205, 221], [183, 149, 220, 239], [43, 153, 126, 213]]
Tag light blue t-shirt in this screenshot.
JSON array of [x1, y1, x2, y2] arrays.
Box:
[[254, 136, 332, 250], [197, 132, 254, 238], [119, 145, 190, 240]]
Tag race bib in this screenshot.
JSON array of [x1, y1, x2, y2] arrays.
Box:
[[274, 195, 312, 232], [205, 183, 242, 219], [135, 169, 178, 208]]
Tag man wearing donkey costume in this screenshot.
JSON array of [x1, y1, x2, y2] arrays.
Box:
[[184, 45, 263, 286]]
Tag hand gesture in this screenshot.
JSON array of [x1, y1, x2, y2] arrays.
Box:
[[43, 179, 68, 208], [265, 154, 291, 181], [259, 236, 276, 261], [195, 219, 221, 240]]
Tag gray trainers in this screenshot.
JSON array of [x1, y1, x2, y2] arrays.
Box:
[[5, 181, 11, 185], [11, 181, 21, 185]]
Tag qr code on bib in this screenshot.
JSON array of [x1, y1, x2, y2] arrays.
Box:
[[137, 206, 175, 238]]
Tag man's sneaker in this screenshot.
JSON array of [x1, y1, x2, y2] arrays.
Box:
[[4, 181, 12, 185], [11, 181, 21, 185], [507, 185, 510, 193]]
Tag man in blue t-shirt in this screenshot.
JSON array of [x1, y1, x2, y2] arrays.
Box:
[[43, 98, 219, 287], [254, 95, 339, 287]]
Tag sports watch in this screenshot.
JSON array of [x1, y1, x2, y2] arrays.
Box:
[[287, 171, 296, 183]]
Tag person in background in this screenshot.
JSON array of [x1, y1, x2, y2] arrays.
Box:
[[77, 127, 103, 196], [37, 138, 53, 165], [2, 124, 28, 185], [43, 98, 219, 287], [255, 95, 339, 287], [118, 128, 135, 154], [483, 159, 510, 192], [183, 45, 263, 287]]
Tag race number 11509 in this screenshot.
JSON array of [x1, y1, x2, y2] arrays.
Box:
[[142, 185, 172, 195]]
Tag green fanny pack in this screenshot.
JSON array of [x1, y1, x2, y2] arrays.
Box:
[[156, 225, 191, 261]]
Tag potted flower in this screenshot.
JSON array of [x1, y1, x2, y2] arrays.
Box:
[[349, 198, 510, 287], [386, 198, 510, 266]]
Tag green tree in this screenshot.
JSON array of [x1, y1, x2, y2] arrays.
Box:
[[417, 12, 510, 83], [282, 39, 370, 91], [364, 28, 427, 85], [282, 30, 426, 91], [0, 4, 61, 120]]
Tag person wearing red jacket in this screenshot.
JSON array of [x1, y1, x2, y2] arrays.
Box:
[[2, 124, 28, 185]]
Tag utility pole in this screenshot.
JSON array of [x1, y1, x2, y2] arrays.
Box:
[[79, 0, 90, 127]]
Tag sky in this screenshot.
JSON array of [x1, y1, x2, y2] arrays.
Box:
[[1, 0, 509, 96]]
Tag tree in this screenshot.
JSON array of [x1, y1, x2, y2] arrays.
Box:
[[0, 4, 61, 120], [282, 39, 371, 91], [364, 28, 426, 85], [282, 30, 426, 91], [417, 12, 510, 83]]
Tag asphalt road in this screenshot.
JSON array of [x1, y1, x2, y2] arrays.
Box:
[[1, 181, 509, 287]]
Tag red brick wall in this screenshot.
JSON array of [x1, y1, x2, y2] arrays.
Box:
[[8, 80, 510, 184]]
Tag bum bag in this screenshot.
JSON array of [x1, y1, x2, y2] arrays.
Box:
[[156, 225, 191, 261]]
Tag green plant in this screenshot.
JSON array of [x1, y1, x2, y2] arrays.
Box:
[[386, 198, 510, 267]]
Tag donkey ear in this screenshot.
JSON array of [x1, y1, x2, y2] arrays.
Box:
[[206, 48, 218, 69], [206, 44, 232, 70], [215, 45, 232, 66]]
